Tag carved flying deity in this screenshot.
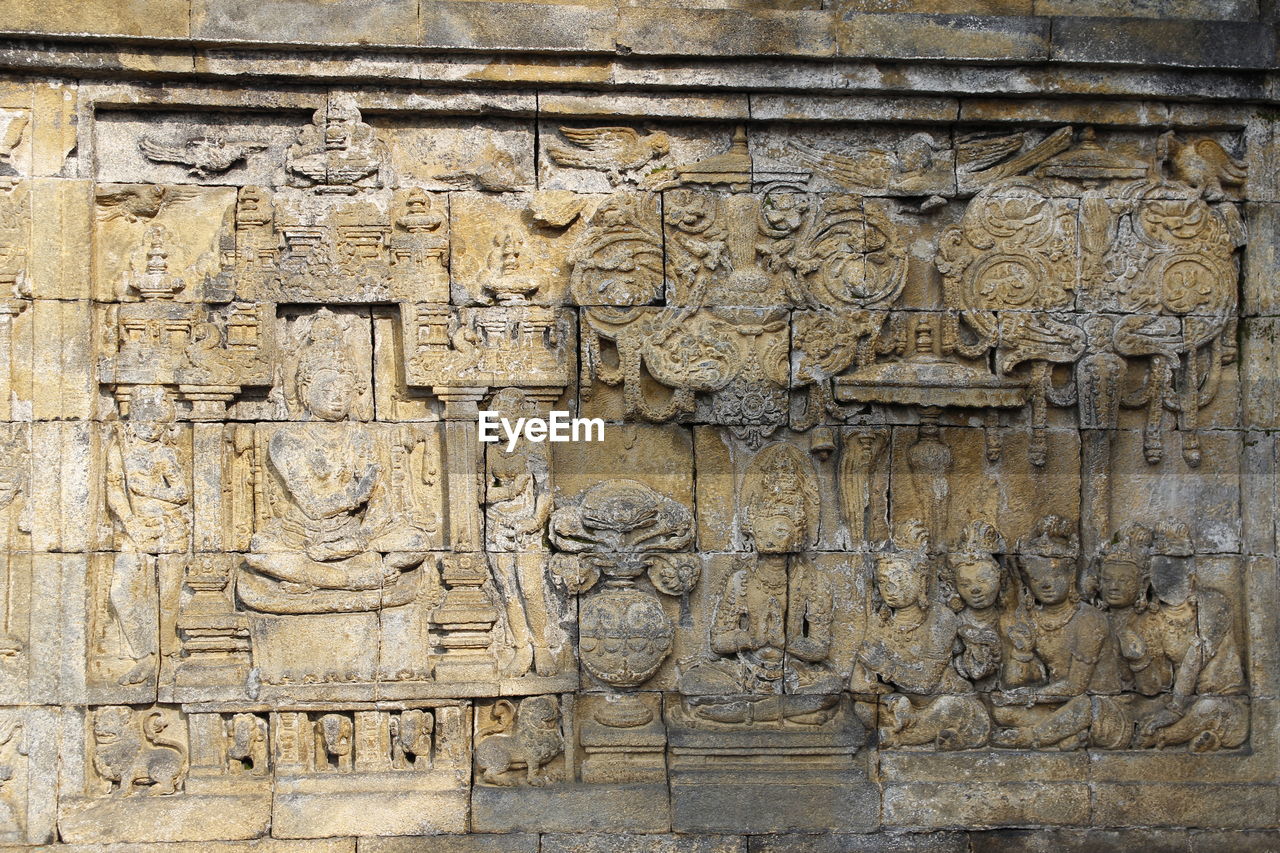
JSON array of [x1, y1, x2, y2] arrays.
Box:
[[286, 97, 387, 193], [677, 444, 842, 726]]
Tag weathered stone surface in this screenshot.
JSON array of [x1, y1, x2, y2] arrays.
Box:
[[192, 0, 418, 46], [0, 5, 1272, 850], [1049, 17, 1276, 67], [838, 13, 1051, 60]]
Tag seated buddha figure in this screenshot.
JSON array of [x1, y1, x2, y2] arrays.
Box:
[[677, 444, 842, 725], [851, 521, 990, 751], [241, 312, 423, 620]]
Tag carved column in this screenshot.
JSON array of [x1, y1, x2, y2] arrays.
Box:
[[434, 387, 486, 552]]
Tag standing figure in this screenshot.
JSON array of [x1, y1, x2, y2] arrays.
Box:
[[105, 385, 189, 685], [991, 515, 1130, 750], [851, 521, 990, 750], [484, 388, 557, 677]]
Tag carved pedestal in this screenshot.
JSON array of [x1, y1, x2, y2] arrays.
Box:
[[666, 695, 875, 834]]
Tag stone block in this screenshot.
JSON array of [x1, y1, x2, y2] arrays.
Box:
[[1036, 0, 1255, 19], [1090, 781, 1280, 828], [192, 0, 417, 45], [421, 2, 618, 52], [1243, 203, 1280, 316], [0, 0, 190, 38], [838, 13, 1050, 61], [749, 832, 968, 852], [541, 834, 747, 853], [618, 8, 836, 57], [883, 781, 1091, 827], [1049, 17, 1276, 67], [361, 836, 537, 853], [967, 829, 1187, 853]]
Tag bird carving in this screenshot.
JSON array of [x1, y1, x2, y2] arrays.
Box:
[[95, 186, 199, 222], [546, 126, 670, 185], [784, 139, 891, 190], [1160, 133, 1246, 201], [956, 132, 1026, 175], [436, 146, 524, 192], [138, 134, 267, 179]]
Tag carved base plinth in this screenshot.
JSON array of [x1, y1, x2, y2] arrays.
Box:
[[430, 653, 498, 684], [271, 772, 468, 838], [579, 705, 666, 785], [666, 695, 876, 833], [471, 783, 670, 833], [248, 612, 378, 686], [58, 789, 272, 844]]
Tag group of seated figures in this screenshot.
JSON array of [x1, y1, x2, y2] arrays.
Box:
[[679, 500, 1247, 753], [865, 515, 1247, 752]]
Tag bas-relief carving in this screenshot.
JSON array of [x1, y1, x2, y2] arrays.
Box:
[[60, 100, 1268, 842]]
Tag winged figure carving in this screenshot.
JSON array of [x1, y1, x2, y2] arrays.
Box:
[[138, 133, 266, 179], [546, 126, 670, 185]]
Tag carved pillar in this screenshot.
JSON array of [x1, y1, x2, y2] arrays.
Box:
[[434, 387, 486, 552], [907, 407, 952, 551], [1079, 429, 1112, 585], [0, 300, 23, 421]]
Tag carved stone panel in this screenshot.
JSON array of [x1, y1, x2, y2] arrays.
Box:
[[4, 61, 1274, 847]]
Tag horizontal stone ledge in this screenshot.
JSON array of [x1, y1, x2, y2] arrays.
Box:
[[1050, 16, 1278, 68], [0, 5, 1275, 70]]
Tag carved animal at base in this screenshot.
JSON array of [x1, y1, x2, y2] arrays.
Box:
[[225, 713, 268, 776], [880, 693, 991, 751], [475, 696, 563, 786], [391, 709, 434, 769], [1136, 696, 1249, 753], [314, 714, 353, 772], [91, 707, 187, 796]]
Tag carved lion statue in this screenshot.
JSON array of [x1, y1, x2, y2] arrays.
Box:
[[91, 707, 186, 796], [475, 696, 564, 787]]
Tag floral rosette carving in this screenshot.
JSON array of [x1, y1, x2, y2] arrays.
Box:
[[936, 132, 1242, 467], [568, 192, 664, 307]]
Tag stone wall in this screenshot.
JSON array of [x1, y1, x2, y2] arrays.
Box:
[[0, 2, 1275, 850]]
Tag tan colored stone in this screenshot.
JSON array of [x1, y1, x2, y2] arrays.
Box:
[[838, 13, 1050, 61], [192, 0, 417, 46], [0, 0, 190, 38], [617, 8, 835, 57]]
